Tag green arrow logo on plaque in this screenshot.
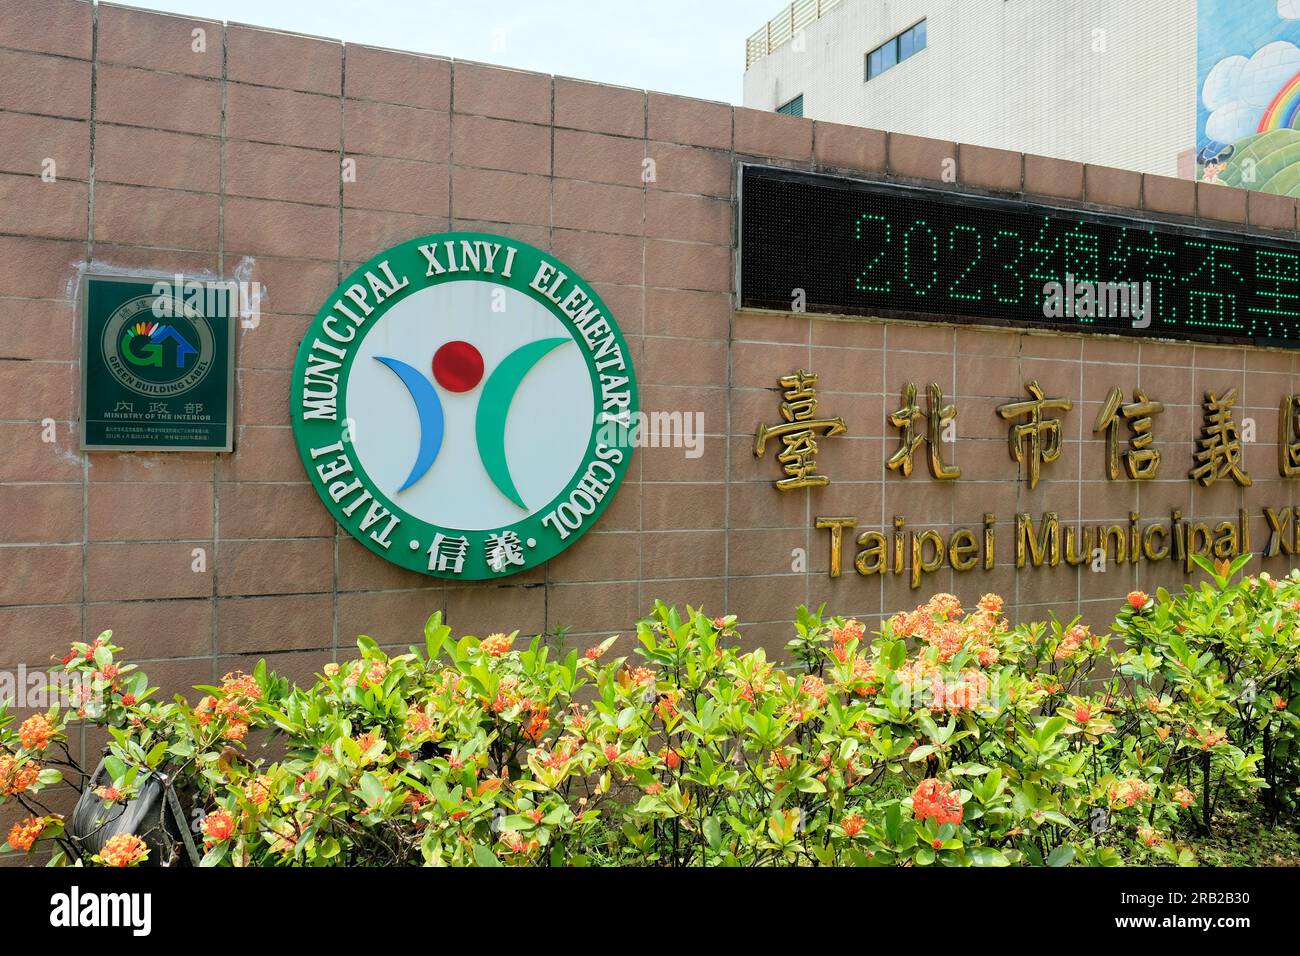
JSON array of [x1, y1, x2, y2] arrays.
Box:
[[291, 233, 638, 579]]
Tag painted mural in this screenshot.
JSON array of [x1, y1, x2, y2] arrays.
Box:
[[1198, 0, 1300, 193]]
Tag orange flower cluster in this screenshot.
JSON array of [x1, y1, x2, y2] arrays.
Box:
[[1055, 624, 1090, 660], [490, 677, 521, 713], [565, 703, 591, 734], [928, 669, 990, 713], [736, 662, 772, 703], [95, 663, 121, 683], [357, 660, 389, 689], [1127, 591, 1149, 610], [220, 672, 262, 700], [625, 666, 656, 687], [202, 809, 235, 848], [267, 821, 307, 857], [6, 816, 43, 852], [659, 747, 682, 770], [800, 674, 827, 705], [890, 593, 1004, 666], [521, 702, 550, 741], [536, 739, 574, 772], [194, 671, 264, 742], [354, 731, 384, 760], [830, 619, 866, 647], [912, 778, 963, 826], [1188, 725, 1228, 750], [1109, 778, 1151, 806], [655, 692, 679, 722], [61, 636, 104, 665], [1137, 826, 1163, 847], [480, 633, 513, 657], [850, 658, 878, 696], [17, 715, 56, 751], [0, 753, 40, 796], [404, 792, 429, 817], [435, 668, 468, 704], [1172, 785, 1195, 809], [404, 709, 433, 739], [98, 833, 149, 867], [841, 813, 865, 837], [501, 830, 539, 853], [244, 775, 273, 806]]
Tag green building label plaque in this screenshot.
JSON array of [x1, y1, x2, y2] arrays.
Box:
[[80, 274, 235, 451]]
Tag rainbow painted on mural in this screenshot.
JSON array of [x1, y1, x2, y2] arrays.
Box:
[[1258, 69, 1300, 132]]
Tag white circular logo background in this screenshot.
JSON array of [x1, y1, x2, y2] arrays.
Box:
[[347, 281, 594, 530]]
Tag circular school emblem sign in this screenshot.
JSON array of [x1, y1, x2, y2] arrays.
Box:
[[291, 233, 638, 580]]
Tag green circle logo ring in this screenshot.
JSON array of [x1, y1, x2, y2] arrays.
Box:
[[102, 293, 216, 397], [291, 232, 638, 580]]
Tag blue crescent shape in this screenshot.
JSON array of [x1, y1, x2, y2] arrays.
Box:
[[374, 356, 444, 492]]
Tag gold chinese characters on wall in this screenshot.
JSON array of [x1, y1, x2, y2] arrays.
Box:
[[752, 368, 1300, 588], [755, 370, 1293, 490]]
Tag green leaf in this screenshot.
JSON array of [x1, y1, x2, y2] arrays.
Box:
[[703, 817, 722, 852], [885, 803, 901, 844], [970, 847, 1010, 867], [424, 612, 451, 659], [104, 756, 127, 783], [358, 772, 387, 809], [1047, 845, 1075, 867], [473, 844, 501, 868], [199, 844, 229, 867], [145, 740, 168, 768]]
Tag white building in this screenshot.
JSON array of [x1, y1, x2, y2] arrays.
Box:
[[743, 0, 1197, 178]]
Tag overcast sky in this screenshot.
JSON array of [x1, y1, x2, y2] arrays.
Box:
[[120, 0, 759, 103]]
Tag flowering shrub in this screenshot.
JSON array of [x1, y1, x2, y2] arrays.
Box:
[[1, 560, 1296, 866], [1112, 555, 1300, 829]]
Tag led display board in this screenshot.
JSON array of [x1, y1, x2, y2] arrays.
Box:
[[739, 164, 1300, 348]]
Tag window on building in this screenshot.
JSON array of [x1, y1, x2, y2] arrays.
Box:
[[899, 28, 914, 61], [880, 38, 898, 71], [777, 94, 804, 117], [865, 18, 926, 81]]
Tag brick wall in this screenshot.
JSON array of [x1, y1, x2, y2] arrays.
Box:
[[3, 0, 1300, 743]]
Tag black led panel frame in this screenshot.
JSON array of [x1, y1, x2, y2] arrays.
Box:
[[739, 164, 1300, 348]]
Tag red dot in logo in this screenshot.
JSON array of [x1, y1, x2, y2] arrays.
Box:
[[431, 340, 484, 392]]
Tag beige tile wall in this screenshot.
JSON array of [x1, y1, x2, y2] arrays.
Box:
[[1, 0, 1299, 714]]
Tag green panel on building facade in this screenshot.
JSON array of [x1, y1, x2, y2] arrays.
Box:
[[80, 274, 235, 452]]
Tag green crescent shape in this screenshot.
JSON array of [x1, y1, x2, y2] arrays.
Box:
[[475, 337, 571, 509]]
